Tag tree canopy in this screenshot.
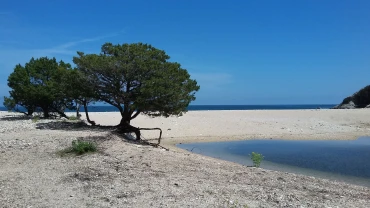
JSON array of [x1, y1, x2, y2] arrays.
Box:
[[4, 43, 200, 140], [73, 43, 199, 138], [4, 57, 73, 117]]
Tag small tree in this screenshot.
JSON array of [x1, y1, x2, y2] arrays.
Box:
[[73, 42, 200, 139], [249, 152, 264, 167], [5, 57, 74, 118]]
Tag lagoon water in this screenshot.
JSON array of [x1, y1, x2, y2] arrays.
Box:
[[177, 137, 370, 187]]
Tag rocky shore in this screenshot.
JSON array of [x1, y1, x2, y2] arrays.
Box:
[[333, 85, 370, 109]]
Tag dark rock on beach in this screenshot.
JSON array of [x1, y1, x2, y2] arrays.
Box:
[[333, 85, 370, 109]]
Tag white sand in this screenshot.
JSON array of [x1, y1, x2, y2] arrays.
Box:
[[1, 109, 370, 207], [83, 109, 370, 147]]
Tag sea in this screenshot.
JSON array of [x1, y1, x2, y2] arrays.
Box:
[[0, 104, 336, 112]]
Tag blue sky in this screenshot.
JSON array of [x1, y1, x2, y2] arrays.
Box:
[[1, 0, 369, 105]]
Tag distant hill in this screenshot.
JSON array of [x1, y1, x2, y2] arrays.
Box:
[[333, 85, 370, 109]]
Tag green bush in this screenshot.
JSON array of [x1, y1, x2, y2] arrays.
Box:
[[72, 140, 96, 154], [68, 115, 80, 121], [32, 116, 40, 123], [249, 152, 264, 167], [61, 140, 97, 156]]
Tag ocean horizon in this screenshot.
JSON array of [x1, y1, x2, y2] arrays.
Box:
[[0, 104, 336, 112]]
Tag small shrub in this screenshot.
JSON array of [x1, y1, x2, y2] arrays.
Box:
[[249, 152, 264, 167], [32, 116, 40, 123], [72, 140, 96, 154], [68, 115, 80, 121], [225, 199, 249, 208], [61, 140, 97, 156]]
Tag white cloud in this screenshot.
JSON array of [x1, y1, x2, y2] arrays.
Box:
[[37, 31, 124, 55], [0, 31, 124, 70], [57, 32, 123, 49]]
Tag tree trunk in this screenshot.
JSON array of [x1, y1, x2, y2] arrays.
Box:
[[42, 107, 50, 118], [83, 100, 95, 126], [50, 106, 69, 119], [119, 117, 141, 140], [27, 108, 33, 116], [76, 103, 81, 118], [59, 111, 69, 119]]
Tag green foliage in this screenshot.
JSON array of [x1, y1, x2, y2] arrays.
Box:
[[5, 57, 74, 117], [68, 115, 80, 121], [61, 68, 96, 110], [61, 140, 97, 156], [249, 152, 264, 167], [73, 42, 200, 125], [5, 43, 200, 128], [32, 116, 40, 123], [71, 140, 97, 154], [3, 96, 16, 111]]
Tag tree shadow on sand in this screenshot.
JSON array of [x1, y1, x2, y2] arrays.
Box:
[[35, 120, 116, 132], [36, 121, 139, 143], [0, 115, 33, 121], [77, 133, 141, 146], [36, 120, 166, 149], [1, 113, 66, 121]]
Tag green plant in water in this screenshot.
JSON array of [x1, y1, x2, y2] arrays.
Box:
[[249, 152, 264, 167]]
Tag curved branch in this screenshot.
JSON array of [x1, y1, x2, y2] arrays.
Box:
[[83, 100, 96, 125], [130, 110, 141, 119]]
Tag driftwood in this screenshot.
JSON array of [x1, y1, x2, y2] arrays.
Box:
[[138, 128, 163, 145], [124, 127, 168, 150]]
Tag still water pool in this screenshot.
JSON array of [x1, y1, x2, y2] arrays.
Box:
[[177, 137, 370, 187]]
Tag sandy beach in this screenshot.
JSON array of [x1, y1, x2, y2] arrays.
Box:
[[84, 109, 370, 147], [1, 109, 370, 207]]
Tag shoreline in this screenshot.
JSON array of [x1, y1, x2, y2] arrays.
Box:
[[175, 136, 370, 188], [77, 109, 370, 147], [160, 133, 365, 148], [1, 110, 370, 207], [0, 104, 337, 112]]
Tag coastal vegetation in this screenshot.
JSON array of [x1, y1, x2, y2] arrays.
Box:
[[73, 43, 199, 139], [250, 152, 264, 167], [4, 57, 74, 118], [60, 140, 97, 156], [4, 43, 200, 140]]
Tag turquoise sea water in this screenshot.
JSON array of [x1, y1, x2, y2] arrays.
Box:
[[177, 137, 370, 187], [0, 104, 336, 112]]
